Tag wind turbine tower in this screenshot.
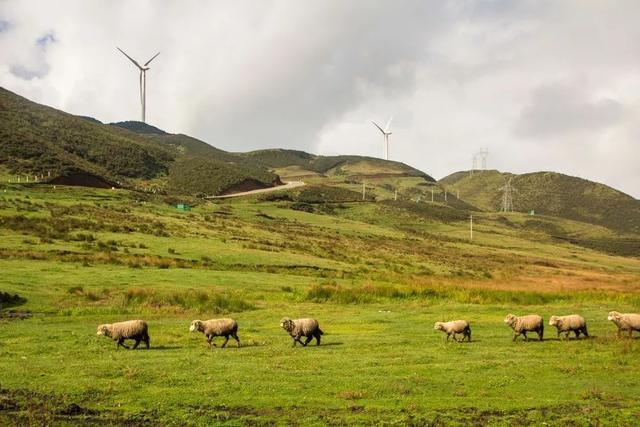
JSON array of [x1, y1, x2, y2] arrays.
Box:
[[372, 116, 394, 160], [117, 47, 160, 123]]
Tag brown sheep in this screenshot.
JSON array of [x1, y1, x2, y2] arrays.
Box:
[[607, 311, 640, 338], [189, 318, 239, 348], [280, 317, 323, 346], [549, 315, 588, 339], [434, 320, 471, 342], [504, 314, 544, 341], [97, 320, 150, 350]]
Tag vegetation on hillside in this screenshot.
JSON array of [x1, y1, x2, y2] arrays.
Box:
[[111, 121, 168, 135], [440, 170, 640, 233], [243, 149, 434, 181], [0, 88, 278, 195]]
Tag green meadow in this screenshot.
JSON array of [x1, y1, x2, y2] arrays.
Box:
[[1, 184, 639, 425]]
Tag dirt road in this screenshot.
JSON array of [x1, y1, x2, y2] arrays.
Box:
[[205, 181, 305, 199]]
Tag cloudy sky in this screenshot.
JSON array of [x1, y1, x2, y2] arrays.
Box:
[[1, 1, 639, 197]]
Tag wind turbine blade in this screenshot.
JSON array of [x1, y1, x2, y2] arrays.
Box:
[[384, 115, 394, 132], [117, 47, 142, 69], [144, 52, 160, 66], [371, 121, 385, 134]]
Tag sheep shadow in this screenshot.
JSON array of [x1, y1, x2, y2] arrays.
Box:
[[319, 341, 343, 347], [546, 336, 594, 342], [511, 338, 546, 344], [146, 345, 181, 351], [286, 341, 343, 348]]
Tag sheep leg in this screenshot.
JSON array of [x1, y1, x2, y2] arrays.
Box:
[[132, 339, 141, 349], [303, 335, 313, 347], [117, 338, 129, 350], [221, 336, 229, 348], [144, 335, 150, 349], [208, 335, 217, 348], [582, 326, 589, 338], [522, 331, 528, 341], [512, 332, 520, 342], [291, 335, 300, 347], [315, 332, 321, 346], [232, 333, 240, 348]]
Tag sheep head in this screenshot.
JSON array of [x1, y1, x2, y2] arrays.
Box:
[[280, 317, 294, 332], [189, 320, 203, 332], [504, 314, 516, 326], [433, 322, 444, 331], [549, 316, 560, 326], [96, 324, 111, 337], [607, 311, 621, 322]]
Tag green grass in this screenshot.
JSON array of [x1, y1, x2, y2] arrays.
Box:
[[1, 184, 639, 425]]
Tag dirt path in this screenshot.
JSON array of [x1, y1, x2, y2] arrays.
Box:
[[205, 181, 305, 199]]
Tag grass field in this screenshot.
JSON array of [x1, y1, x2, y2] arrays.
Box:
[[1, 183, 639, 425]]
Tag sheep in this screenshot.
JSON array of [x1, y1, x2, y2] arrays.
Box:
[[504, 314, 544, 341], [97, 320, 150, 350], [280, 317, 323, 346], [434, 320, 471, 342], [549, 315, 588, 340], [189, 318, 239, 348], [607, 311, 640, 338]]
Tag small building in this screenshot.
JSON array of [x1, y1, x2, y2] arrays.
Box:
[[176, 203, 192, 211]]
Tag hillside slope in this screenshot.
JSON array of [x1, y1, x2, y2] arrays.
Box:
[[0, 87, 277, 195], [243, 149, 435, 181], [440, 170, 640, 232]]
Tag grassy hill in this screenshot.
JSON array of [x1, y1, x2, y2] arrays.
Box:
[[243, 149, 434, 181], [0, 183, 639, 424], [0, 87, 277, 195], [440, 170, 640, 233], [0, 87, 174, 181]]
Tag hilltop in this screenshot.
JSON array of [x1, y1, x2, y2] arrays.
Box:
[[242, 149, 433, 181], [439, 170, 640, 233]]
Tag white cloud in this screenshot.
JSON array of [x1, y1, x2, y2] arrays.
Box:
[[0, 0, 639, 197]]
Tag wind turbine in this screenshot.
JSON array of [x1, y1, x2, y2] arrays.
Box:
[[117, 47, 160, 123], [372, 116, 393, 160]]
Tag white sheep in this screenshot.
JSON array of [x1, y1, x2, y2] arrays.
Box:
[[280, 317, 324, 346], [97, 320, 150, 350], [189, 318, 240, 348], [607, 311, 640, 338], [549, 315, 588, 339], [434, 320, 471, 342], [504, 314, 544, 341]]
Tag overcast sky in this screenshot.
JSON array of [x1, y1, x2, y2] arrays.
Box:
[[1, 1, 639, 197]]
